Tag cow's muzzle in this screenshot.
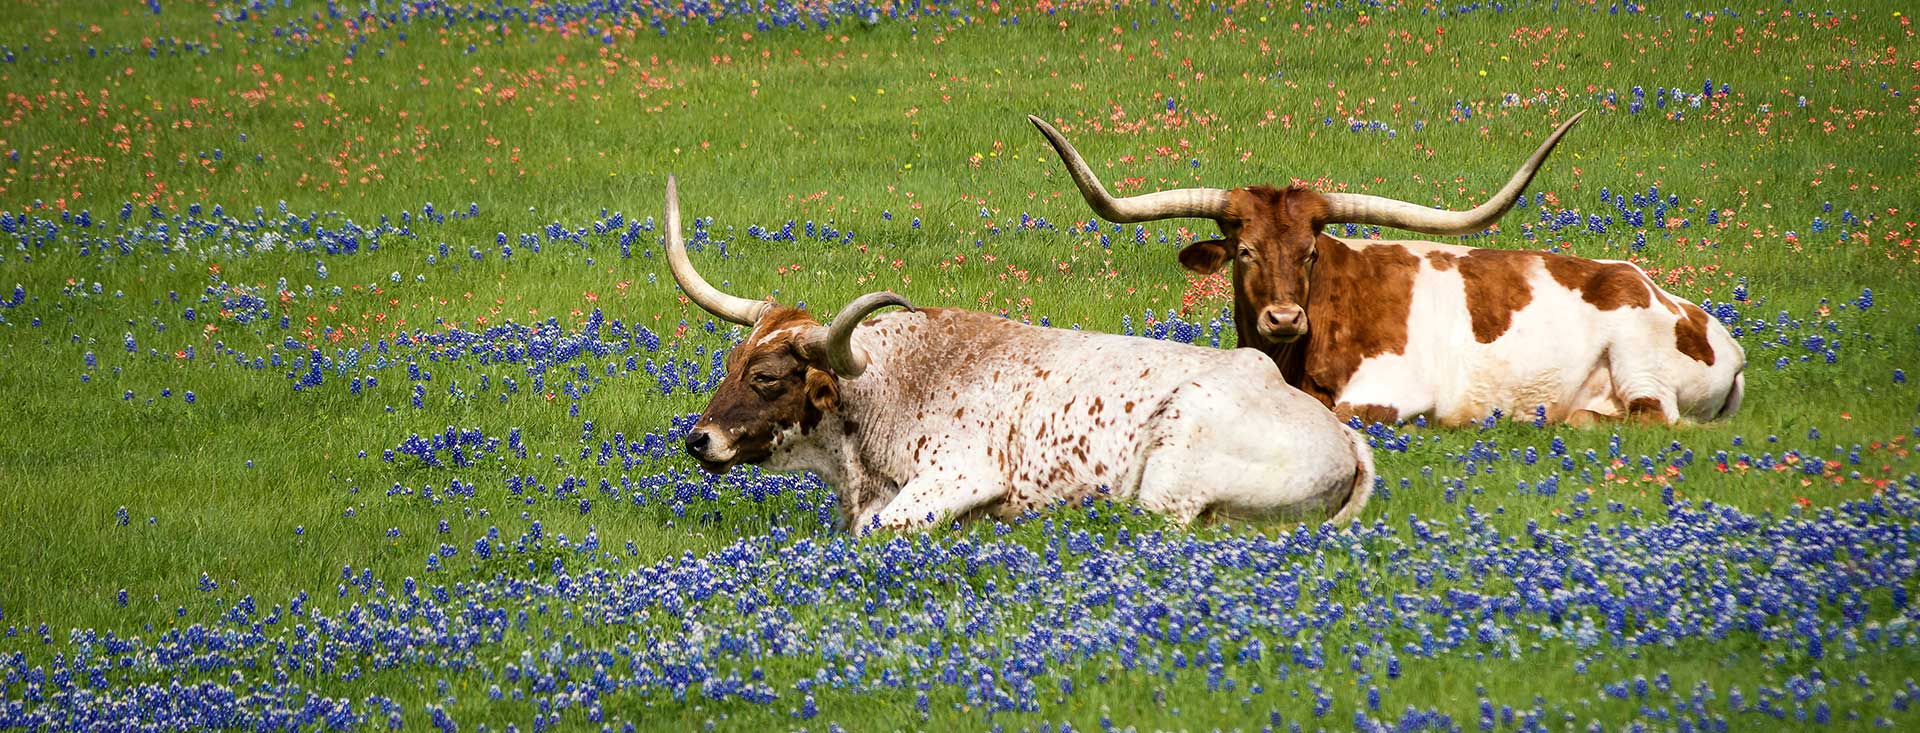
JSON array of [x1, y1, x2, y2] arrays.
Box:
[[1256, 305, 1308, 342], [684, 428, 733, 473]]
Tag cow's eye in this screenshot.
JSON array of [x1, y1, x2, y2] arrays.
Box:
[[1237, 245, 1254, 260], [751, 373, 780, 385]]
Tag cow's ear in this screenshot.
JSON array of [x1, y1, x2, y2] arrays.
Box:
[[804, 367, 841, 413], [1178, 239, 1232, 274]]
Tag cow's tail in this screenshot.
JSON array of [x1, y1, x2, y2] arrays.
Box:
[[1328, 427, 1376, 526], [1714, 371, 1745, 421]]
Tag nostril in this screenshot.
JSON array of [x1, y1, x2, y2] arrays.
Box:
[[685, 431, 710, 455], [1259, 307, 1305, 335]]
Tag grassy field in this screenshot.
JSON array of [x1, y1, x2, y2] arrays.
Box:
[[1, 0, 1917, 730]]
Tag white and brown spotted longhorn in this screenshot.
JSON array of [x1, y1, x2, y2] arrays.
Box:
[[662, 176, 1375, 533]]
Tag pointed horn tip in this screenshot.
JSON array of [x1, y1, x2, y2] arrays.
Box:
[[1553, 111, 1586, 134], [1028, 115, 1066, 144]]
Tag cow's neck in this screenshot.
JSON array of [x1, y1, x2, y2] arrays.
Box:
[[1267, 337, 1312, 391], [762, 402, 901, 528], [763, 410, 855, 482], [772, 331, 931, 520]]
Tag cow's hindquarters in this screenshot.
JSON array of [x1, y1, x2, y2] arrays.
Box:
[[1133, 354, 1366, 524]]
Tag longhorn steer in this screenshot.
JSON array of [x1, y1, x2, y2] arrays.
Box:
[[1031, 113, 1746, 426], [660, 176, 1375, 533]]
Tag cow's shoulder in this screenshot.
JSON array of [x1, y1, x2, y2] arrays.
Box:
[[1449, 248, 1543, 343]]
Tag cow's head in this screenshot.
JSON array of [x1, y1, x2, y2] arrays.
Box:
[[1029, 112, 1583, 343], [1177, 186, 1329, 341], [659, 176, 914, 473]]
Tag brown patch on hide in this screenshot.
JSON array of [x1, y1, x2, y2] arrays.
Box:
[[1456, 249, 1537, 344], [1626, 397, 1666, 423], [1674, 303, 1717, 365], [1542, 256, 1653, 311], [1335, 403, 1401, 425]]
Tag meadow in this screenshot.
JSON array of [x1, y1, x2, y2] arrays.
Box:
[[1, 0, 1917, 729]]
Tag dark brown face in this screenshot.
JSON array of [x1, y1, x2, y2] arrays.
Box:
[[1178, 186, 1327, 342], [684, 309, 841, 473]]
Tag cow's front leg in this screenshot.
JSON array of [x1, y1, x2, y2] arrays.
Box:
[[857, 469, 1004, 535]]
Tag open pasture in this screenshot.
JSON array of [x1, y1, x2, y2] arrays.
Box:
[[1, 0, 1918, 730]]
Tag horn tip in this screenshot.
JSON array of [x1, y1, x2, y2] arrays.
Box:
[[887, 290, 918, 312], [869, 290, 916, 313], [1027, 115, 1062, 138]]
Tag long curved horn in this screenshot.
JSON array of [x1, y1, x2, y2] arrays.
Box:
[[1322, 111, 1584, 235], [663, 175, 773, 326], [1029, 115, 1232, 223], [802, 291, 916, 378]]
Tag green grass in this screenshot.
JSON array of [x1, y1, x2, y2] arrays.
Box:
[[1, 0, 1918, 730]]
